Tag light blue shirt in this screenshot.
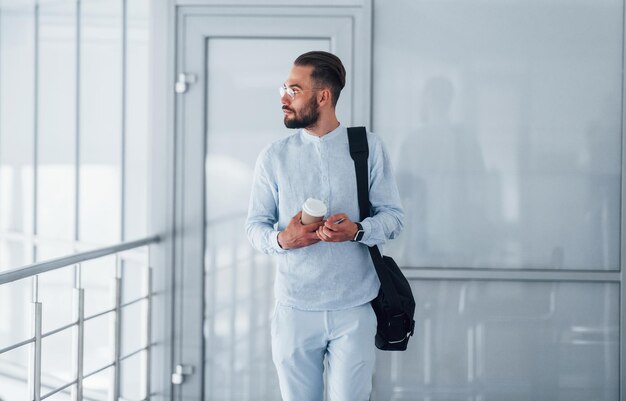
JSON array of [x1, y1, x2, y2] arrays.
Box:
[[245, 125, 404, 311]]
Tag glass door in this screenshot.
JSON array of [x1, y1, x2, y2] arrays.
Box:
[[174, 5, 372, 400]]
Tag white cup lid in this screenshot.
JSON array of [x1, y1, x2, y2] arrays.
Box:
[[302, 198, 327, 217]]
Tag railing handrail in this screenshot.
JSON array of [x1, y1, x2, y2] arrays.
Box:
[[0, 235, 160, 286]]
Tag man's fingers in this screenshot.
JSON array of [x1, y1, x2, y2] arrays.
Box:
[[324, 214, 350, 230], [319, 226, 340, 242], [324, 220, 343, 231], [291, 211, 303, 224], [316, 226, 328, 241]]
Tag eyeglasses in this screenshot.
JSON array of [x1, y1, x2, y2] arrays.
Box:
[[279, 85, 321, 99]]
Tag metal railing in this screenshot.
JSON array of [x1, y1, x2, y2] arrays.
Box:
[[0, 235, 160, 401]]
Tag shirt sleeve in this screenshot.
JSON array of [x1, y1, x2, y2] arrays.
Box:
[[359, 133, 405, 247], [245, 146, 287, 255]]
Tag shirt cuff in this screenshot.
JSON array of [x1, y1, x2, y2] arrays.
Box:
[[271, 230, 287, 253]]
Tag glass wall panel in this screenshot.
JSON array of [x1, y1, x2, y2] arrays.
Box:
[[44, 393, 72, 400], [37, 2, 77, 241], [83, 365, 111, 401], [120, 299, 143, 355], [36, 245, 74, 332], [120, 351, 146, 401], [124, 0, 150, 241], [0, 277, 30, 350], [376, 0, 623, 270], [0, 238, 31, 271], [203, 37, 328, 400], [121, 259, 145, 303], [0, 345, 29, 401], [0, 7, 35, 236], [372, 280, 619, 401], [84, 313, 111, 375], [0, 1, 151, 399], [79, 0, 122, 245], [82, 255, 115, 317], [41, 329, 73, 386]]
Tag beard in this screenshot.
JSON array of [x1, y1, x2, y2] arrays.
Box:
[[283, 95, 320, 129]]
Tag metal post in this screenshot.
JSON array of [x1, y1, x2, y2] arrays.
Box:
[[28, 276, 42, 401], [143, 265, 153, 400], [72, 264, 85, 401], [111, 255, 122, 401]]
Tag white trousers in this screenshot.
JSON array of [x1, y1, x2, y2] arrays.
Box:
[[271, 302, 377, 401]]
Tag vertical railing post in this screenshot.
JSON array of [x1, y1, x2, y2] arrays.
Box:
[[143, 263, 153, 400], [72, 263, 85, 401], [28, 275, 42, 401], [111, 254, 123, 401]]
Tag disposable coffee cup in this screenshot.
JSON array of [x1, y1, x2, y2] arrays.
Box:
[[301, 198, 327, 224]]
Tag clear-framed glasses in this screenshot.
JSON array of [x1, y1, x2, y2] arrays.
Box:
[[279, 85, 321, 99]]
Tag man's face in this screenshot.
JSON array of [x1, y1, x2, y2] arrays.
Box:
[[281, 65, 320, 129]]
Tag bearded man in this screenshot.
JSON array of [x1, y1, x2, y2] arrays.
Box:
[[245, 51, 404, 401]]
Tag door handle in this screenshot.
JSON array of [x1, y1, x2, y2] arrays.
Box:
[[175, 73, 197, 94], [171, 364, 195, 384]]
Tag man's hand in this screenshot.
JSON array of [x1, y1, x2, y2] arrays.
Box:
[[316, 213, 358, 243], [277, 211, 325, 250]]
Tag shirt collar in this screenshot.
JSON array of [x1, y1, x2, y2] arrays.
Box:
[[300, 124, 345, 143]]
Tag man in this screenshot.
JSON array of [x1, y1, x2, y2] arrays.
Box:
[[245, 51, 404, 401]]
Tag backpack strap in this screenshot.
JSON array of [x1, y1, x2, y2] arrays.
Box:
[[347, 127, 400, 306], [347, 126, 370, 222]]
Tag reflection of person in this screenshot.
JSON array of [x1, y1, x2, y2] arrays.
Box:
[[245, 51, 404, 401], [395, 76, 487, 267]]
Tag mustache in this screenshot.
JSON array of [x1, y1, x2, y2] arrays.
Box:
[[282, 106, 294, 112]]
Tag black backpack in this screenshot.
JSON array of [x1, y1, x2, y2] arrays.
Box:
[[348, 126, 416, 351]]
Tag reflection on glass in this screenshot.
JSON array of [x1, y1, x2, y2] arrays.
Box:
[[378, 0, 622, 270], [373, 280, 619, 401], [393, 77, 490, 268]]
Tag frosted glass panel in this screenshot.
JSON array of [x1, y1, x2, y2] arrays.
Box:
[[36, 244, 74, 332], [120, 351, 146, 401], [376, 0, 623, 270], [0, 238, 31, 271], [83, 314, 111, 375], [0, 8, 35, 235], [79, 0, 122, 244], [0, 276, 30, 349], [372, 280, 619, 401], [82, 365, 112, 400], [37, 2, 77, 241], [124, 0, 150, 240], [0, 345, 29, 401], [203, 37, 328, 401], [41, 329, 73, 384]]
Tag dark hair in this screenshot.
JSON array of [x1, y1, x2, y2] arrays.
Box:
[[294, 51, 346, 107]]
